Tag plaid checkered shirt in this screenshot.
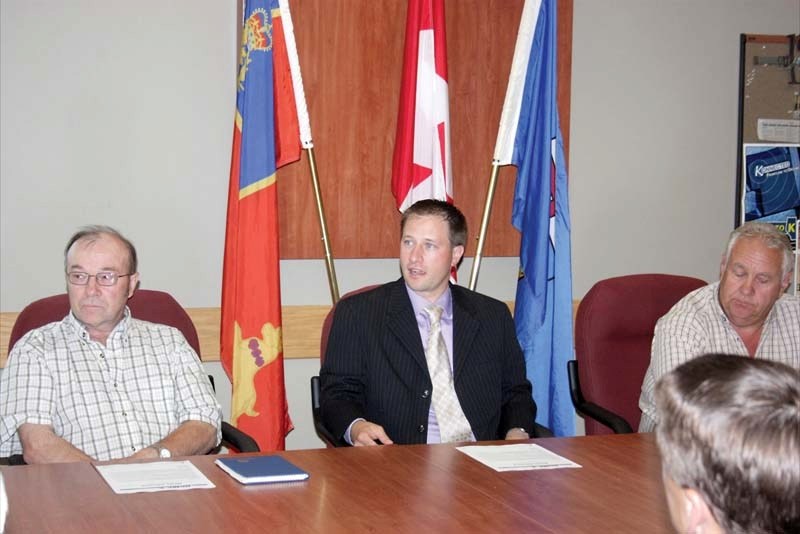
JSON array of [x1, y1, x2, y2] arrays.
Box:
[[638, 282, 800, 431], [0, 310, 222, 460]]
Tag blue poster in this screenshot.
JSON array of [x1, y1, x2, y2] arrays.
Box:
[[744, 144, 800, 248]]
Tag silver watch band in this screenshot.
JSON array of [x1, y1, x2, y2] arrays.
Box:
[[151, 445, 171, 458]]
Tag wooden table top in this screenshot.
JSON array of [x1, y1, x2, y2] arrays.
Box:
[[1, 433, 672, 533]]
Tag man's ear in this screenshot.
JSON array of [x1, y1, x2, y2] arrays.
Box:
[[684, 488, 719, 533], [781, 269, 793, 293], [127, 273, 140, 299], [451, 245, 465, 267], [719, 253, 727, 279]]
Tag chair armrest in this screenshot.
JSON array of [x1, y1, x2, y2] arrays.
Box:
[[221, 422, 260, 453], [567, 359, 634, 434], [573, 401, 633, 434], [0, 454, 26, 465], [531, 423, 554, 438], [313, 418, 340, 448], [310, 376, 342, 447]]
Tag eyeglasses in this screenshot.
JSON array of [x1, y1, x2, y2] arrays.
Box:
[[66, 271, 134, 286]]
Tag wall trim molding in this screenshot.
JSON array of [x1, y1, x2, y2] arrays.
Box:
[[1, 301, 581, 368]]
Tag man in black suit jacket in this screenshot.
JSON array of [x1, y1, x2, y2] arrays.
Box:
[[320, 200, 536, 446]]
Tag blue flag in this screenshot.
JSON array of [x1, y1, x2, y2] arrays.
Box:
[[493, 0, 574, 436]]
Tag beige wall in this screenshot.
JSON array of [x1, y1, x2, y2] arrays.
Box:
[[569, 0, 799, 295]]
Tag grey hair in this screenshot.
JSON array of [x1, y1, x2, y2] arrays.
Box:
[[723, 222, 793, 279]]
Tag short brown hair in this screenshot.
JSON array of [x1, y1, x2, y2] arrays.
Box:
[[655, 354, 800, 534], [400, 199, 467, 248]]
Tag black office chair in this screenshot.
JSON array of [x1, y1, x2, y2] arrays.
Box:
[[310, 376, 338, 447], [310, 286, 552, 446], [2, 290, 259, 465]]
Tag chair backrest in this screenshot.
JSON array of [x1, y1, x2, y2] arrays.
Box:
[[319, 285, 380, 363], [8, 290, 201, 356], [312, 285, 381, 447], [575, 274, 706, 435]]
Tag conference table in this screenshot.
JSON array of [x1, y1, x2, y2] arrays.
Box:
[[1, 433, 673, 533]]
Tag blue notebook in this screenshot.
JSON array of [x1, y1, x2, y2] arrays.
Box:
[[215, 455, 310, 485]]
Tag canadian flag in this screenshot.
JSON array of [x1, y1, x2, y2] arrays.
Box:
[[391, 0, 452, 212]]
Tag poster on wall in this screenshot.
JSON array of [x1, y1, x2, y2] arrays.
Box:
[[740, 143, 800, 293], [737, 35, 800, 295]]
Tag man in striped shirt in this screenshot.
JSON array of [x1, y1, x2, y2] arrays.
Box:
[[639, 222, 799, 432]]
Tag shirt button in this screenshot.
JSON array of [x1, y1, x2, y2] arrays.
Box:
[[417, 425, 425, 434], [100, 353, 105, 359], [122, 412, 127, 417], [421, 389, 430, 399]]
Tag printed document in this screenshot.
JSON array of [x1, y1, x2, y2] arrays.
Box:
[[457, 443, 581, 472], [95, 460, 215, 494]]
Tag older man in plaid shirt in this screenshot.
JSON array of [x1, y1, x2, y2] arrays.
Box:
[[0, 226, 221, 463], [639, 222, 799, 432]]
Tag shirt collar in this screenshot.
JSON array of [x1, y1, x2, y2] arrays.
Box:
[[405, 283, 453, 322], [66, 306, 131, 343], [711, 281, 728, 322]]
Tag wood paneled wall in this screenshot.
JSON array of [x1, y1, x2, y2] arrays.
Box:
[[278, 0, 573, 259]]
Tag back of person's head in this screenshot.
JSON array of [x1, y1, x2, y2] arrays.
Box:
[[64, 225, 138, 274], [723, 222, 793, 279], [655, 353, 800, 534], [400, 199, 467, 248]]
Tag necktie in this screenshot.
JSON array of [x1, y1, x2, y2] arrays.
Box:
[[423, 305, 473, 443]]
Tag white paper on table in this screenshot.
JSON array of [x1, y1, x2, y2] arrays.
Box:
[[457, 443, 582, 472], [95, 460, 216, 494]]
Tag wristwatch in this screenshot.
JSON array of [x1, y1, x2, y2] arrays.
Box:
[[156, 446, 172, 459]]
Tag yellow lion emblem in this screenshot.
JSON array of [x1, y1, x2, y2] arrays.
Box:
[[231, 321, 281, 423]]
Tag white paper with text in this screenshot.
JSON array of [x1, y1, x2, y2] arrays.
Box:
[[95, 460, 215, 494], [457, 443, 581, 472]]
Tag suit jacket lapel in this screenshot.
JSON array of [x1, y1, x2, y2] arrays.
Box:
[[452, 287, 478, 381], [385, 279, 428, 372]]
